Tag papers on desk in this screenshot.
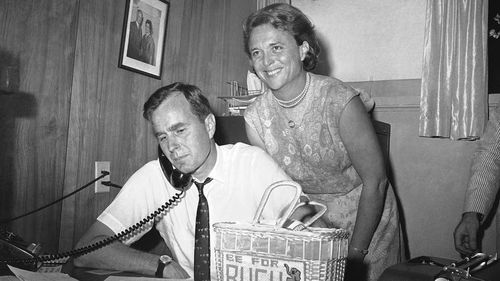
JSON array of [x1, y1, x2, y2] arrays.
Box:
[[3, 265, 193, 281], [0, 277, 18, 281], [6, 265, 78, 281]]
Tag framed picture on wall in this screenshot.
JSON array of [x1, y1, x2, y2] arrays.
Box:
[[118, 0, 169, 79]]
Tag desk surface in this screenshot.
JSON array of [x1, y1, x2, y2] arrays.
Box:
[[1, 263, 146, 281]]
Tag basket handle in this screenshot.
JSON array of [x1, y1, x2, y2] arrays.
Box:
[[288, 201, 327, 227], [251, 180, 302, 228]]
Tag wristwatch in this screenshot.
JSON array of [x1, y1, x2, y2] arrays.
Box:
[[155, 255, 172, 278], [352, 247, 369, 256]]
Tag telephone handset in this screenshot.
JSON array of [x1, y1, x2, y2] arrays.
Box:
[[158, 145, 193, 191], [0, 146, 190, 270]]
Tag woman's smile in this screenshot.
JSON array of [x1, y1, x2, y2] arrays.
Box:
[[248, 24, 307, 97]]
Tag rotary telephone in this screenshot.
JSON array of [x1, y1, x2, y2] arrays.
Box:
[[0, 231, 42, 271], [0, 146, 192, 272]]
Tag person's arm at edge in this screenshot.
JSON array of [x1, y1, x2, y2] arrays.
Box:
[[463, 116, 500, 217], [73, 220, 188, 278], [454, 141, 488, 255], [454, 108, 500, 255], [339, 96, 388, 261]]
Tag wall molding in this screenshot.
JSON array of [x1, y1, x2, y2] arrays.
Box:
[[373, 93, 500, 112], [373, 96, 420, 110], [348, 78, 500, 112]]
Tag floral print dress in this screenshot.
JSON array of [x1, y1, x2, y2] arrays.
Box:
[[244, 72, 402, 281]]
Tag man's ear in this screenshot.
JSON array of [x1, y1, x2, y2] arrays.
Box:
[[299, 41, 310, 61], [248, 60, 255, 73], [205, 113, 216, 139]]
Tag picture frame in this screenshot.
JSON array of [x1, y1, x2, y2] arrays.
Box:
[[119, 0, 170, 79]]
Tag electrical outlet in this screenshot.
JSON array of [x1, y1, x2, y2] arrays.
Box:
[[95, 161, 110, 193]]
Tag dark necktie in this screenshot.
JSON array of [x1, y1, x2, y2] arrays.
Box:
[[194, 177, 213, 281]]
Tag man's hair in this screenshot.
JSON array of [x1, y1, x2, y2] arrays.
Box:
[[143, 82, 213, 122], [242, 3, 320, 71]]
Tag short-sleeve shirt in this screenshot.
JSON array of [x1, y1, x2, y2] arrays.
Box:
[[98, 143, 297, 279]]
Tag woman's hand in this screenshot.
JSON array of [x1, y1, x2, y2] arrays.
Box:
[[345, 249, 368, 281], [348, 246, 368, 262]]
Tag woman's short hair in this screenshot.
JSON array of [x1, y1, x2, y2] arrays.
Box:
[[145, 19, 153, 35], [242, 3, 320, 71], [143, 82, 212, 122]]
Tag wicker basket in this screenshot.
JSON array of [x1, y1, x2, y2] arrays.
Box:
[[213, 181, 349, 281]]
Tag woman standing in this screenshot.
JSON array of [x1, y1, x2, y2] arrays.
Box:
[[140, 19, 155, 65], [243, 4, 402, 281]]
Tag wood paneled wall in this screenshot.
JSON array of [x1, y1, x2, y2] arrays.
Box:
[[0, 0, 79, 252], [0, 0, 255, 253]]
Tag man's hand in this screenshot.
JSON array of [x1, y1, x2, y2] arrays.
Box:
[[454, 212, 481, 255], [287, 201, 330, 228]]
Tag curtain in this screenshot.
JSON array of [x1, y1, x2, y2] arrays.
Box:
[[257, 0, 290, 10], [419, 0, 488, 140]]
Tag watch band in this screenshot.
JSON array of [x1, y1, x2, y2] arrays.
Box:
[[155, 255, 172, 278]]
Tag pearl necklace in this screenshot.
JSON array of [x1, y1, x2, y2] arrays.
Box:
[[273, 73, 311, 129], [273, 73, 311, 109]]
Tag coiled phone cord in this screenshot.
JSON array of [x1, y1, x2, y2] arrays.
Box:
[[0, 188, 185, 267]]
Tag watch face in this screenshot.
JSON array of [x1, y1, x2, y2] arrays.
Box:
[[159, 255, 172, 264]]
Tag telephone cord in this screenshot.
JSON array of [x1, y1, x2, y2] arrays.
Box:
[[0, 188, 185, 266], [0, 171, 111, 224]]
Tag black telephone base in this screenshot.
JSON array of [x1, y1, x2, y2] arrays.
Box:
[[0, 231, 39, 272]]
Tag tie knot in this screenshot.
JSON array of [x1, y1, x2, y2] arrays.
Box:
[[194, 177, 212, 194]]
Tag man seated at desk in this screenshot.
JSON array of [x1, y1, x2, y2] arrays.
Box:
[[73, 82, 311, 279]]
